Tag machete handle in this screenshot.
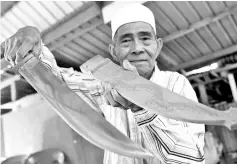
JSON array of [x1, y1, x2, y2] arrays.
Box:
[[80, 55, 110, 74]]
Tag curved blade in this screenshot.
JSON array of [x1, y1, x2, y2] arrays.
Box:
[[13, 55, 152, 158], [81, 55, 237, 130]]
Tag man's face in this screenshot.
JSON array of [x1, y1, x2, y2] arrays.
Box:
[[110, 22, 163, 79]]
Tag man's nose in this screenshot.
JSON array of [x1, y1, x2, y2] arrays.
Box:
[[131, 39, 144, 55]]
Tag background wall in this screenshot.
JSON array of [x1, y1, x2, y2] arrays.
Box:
[[1, 93, 104, 164]]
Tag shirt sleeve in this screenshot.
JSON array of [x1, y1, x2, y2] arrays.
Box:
[[133, 73, 205, 164], [38, 44, 105, 114], [38, 44, 63, 80]]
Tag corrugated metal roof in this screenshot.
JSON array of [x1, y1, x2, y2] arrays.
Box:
[[1, 1, 237, 105], [0, 1, 86, 43], [1, 1, 18, 16], [146, 1, 237, 71], [1, 1, 237, 71]]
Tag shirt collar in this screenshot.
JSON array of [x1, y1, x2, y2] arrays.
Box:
[[149, 64, 160, 81]]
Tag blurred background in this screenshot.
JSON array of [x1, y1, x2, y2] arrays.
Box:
[[1, 1, 237, 164]]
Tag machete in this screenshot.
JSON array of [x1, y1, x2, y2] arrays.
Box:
[[81, 55, 237, 130], [1, 55, 152, 158]]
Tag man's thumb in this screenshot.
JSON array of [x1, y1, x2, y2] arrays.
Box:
[[123, 60, 138, 74]]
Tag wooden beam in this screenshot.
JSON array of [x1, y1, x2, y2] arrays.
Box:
[[189, 63, 237, 87], [10, 82, 17, 101], [197, 84, 209, 105], [188, 63, 237, 80], [227, 73, 237, 102], [210, 70, 219, 78], [212, 63, 237, 73], [192, 77, 225, 88], [220, 71, 228, 77], [193, 78, 203, 84], [1, 1, 19, 16], [0, 75, 20, 89], [203, 74, 211, 82], [162, 5, 237, 43], [180, 69, 187, 75], [0, 101, 17, 109], [1, 118, 6, 159], [48, 17, 103, 51], [42, 3, 101, 45], [172, 44, 237, 71]]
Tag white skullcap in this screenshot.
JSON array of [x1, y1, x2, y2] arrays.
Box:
[[111, 3, 156, 40]]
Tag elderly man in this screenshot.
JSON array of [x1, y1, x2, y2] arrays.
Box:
[[4, 4, 205, 164]]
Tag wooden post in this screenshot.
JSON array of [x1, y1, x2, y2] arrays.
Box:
[[1, 118, 5, 159], [227, 73, 237, 102], [10, 82, 17, 101], [0, 75, 20, 90], [197, 84, 209, 105]]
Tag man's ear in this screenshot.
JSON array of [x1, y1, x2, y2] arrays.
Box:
[[108, 44, 119, 63], [155, 37, 163, 58]]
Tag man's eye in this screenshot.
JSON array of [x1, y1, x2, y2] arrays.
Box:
[[141, 37, 150, 41], [122, 39, 131, 43]]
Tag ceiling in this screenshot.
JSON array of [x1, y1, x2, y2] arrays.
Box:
[[1, 1, 237, 106], [1, 1, 18, 16]]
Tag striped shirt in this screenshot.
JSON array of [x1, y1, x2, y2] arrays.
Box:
[[39, 45, 205, 164]]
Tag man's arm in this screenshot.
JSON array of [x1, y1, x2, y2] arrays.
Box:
[[38, 43, 63, 80], [133, 74, 205, 163], [38, 44, 105, 114], [3, 26, 104, 114]]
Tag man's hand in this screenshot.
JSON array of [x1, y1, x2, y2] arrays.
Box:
[[104, 60, 143, 112], [3, 26, 41, 66]]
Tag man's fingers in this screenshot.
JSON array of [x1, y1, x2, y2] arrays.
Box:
[[8, 38, 19, 64], [32, 38, 42, 56], [103, 82, 119, 106], [103, 81, 133, 109], [2, 26, 41, 66], [5, 39, 15, 66], [105, 91, 120, 107], [4, 39, 9, 61], [111, 89, 129, 108], [4, 40, 8, 60], [123, 60, 139, 74], [15, 37, 35, 63]]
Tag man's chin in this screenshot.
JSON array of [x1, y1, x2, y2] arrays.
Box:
[[130, 62, 149, 72], [136, 67, 148, 75]]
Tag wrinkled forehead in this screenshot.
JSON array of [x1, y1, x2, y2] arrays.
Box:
[[115, 22, 156, 39]]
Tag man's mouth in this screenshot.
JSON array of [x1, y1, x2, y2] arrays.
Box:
[[130, 60, 147, 64]]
